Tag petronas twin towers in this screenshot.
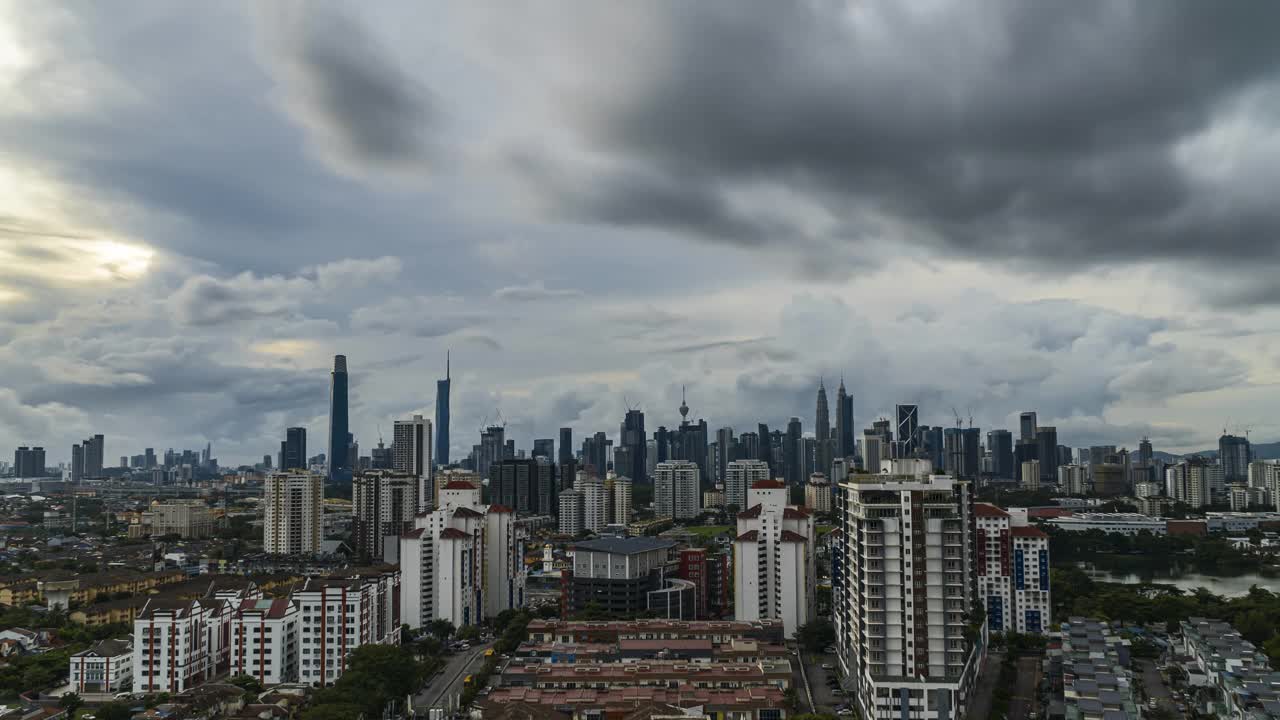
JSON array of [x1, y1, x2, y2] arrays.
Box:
[[815, 377, 855, 475]]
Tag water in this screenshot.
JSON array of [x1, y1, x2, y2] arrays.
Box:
[[1076, 562, 1276, 597]]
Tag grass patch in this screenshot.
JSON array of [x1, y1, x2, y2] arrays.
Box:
[[817, 525, 836, 536], [685, 525, 732, 539]]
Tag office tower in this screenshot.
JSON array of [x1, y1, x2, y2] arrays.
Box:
[[393, 415, 432, 511], [1035, 426, 1058, 482], [961, 427, 981, 479], [489, 458, 556, 516], [13, 446, 45, 478], [1087, 446, 1116, 468], [834, 460, 979, 718], [715, 426, 735, 485], [987, 430, 1014, 479], [737, 432, 760, 465], [144, 448, 156, 468], [353, 470, 418, 561], [734, 479, 816, 636], [435, 352, 451, 466], [757, 423, 772, 469], [1015, 438, 1038, 473], [725, 458, 771, 510], [1092, 457, 1128, 498], [1019, 411, 1037, 442], [802, 436, 817, 479], [942, 427, 961, 476], [84, 434, 104, 477], [505, 439, 515, 459], [1021, 460, 1041, 490], [263, 471, 323, 555], [558, 489, 584, 535], [532, 438, 554, 460], [1220, 434, 1252, 483], [895, 404, 919, 457], [1138, 437, 1153, 468], [784, 417, 803, 485], [645, 439, 658, 478], [400, 481, 523, 628], [280, 427, 307, 471], [859, 432, 884, 474], [836, 379, 854, 460], [558, 427, 573, 467], [580, 431, 608, 478], [921, 426, 944, 471], [1057, 445, 1073, 469], [476, 425, 506, 479], [327, 355, 350, 484], [672, 421, 710, 486], [654, 426, 670, 464], [974, 503, 1051, 635], [655, 460, 701, 520], [71, 443, 84, 484], [620, 409, 647, 482]]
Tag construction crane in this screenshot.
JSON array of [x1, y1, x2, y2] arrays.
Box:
[[951, 407, 963, 429]]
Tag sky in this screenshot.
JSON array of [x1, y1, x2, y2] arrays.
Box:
[[3, 1, 1280, 466]]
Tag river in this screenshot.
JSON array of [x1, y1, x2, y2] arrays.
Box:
[[1076, 562, 1276, 597]]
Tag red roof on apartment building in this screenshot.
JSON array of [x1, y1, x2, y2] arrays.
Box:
[[1010, 526, 1048, 539], [751, 480, 786, 489], [974, 503, 1009, 518], [735, 530, 759, 542], [439, 528, 469, 540], [488, 504, 514, 514]]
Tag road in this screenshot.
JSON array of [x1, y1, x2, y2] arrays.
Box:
[[1008, 656, 1040, 720], [413, 641, 495, 714], [1139, 659, 1184, 718], [966, 651, 1001, 720]]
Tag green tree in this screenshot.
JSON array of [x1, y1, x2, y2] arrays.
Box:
[[59, 692, 83, 716], [457, 624, 481, 642], [426, 618, 455, 642], [1233, 610, 1272, 646], [95, 702, 136, 720], [796, 619, 835, 654], [227, 674, 264, 694]]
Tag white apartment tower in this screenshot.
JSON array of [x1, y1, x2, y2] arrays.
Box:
[[611, 476, 633, 525], [655, 460, 701, 520], [1058, 464, 1087, 495], [263, 471, 323, 555], [352, 470, 418, 562], [399, 481, 524, 630], [133, 584, 256, 694], [726, 459, 770, 511], [296, 571, 401, 687], [392, 414, 433, 512], [558, 488, 584, 535], [578, 473, 610, 532], [806, 473, 833, 514], [834, 460, 982, 720], [973, 504, 1051, 635], [733, 479, 817, 637]]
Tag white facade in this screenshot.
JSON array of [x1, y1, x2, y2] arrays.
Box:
[[230, 598, 299, 686], [1166, 460, 1224, 508], [725, 459, 770, 511], [611, 476, 633, 525], [655, 461, 701, 520], [1045, 512, 1166, 535], [1058, 465, 1087, 495], [733, 480, 816, 637], [133, 585, 253, 694], [399, 483, 524, 630], [297, 571, 400, 687], [392, 415, 432, 511], [558, 489, 584, 535], [1020, 460, 1040, 491], [70, 639, 132, 694], [805, 473, 832, 514], [974, 504, 1051, 636], [578, 474, 609, 532], [263, 471, 322, 555], [835, 462, 982, 720]]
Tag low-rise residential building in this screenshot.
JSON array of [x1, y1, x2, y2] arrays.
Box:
[[974, 503, 1051, 635], [1204, 511, 1280, 534], [297, 570, 400, 687], [1181, 617, 1280, 718], [230, 598, 299, 686], [133, 585, 252, 694], [69, 638, 132, 694], [477, 687, 789, 719], [1044, 512, 1166, 536], [1057, 617, 1138, 719]]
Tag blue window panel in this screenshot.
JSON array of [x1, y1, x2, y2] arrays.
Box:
[[1015, 549, 1025, 590], [1039, 550, 1049, 590]]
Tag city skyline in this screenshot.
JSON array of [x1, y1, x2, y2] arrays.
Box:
[[5, 3, 1280, 465]]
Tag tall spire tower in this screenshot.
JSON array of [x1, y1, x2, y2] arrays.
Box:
[[435, 350, 452, 467], [679, 385, 690, 425]]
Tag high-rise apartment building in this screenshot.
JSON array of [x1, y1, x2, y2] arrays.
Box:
[[1021, 460, 1041, 491], [833, 460, 980, 720], [806, 473, 833, 514], [435, 352, 451, 466], [392, 415, 432, 512], [399, 483, 523, 629], [611, 475, 633, 525], [229, 597, 299, 686], [655, 461, 701, 520], [263, 471, 323, 555], [716, 426, 735, 485], [352, 470, 418, 561], [71, 443, 84, 484], [328, 355, 350, 484], [1166, 457, 1224, 508], [734, 480, 816, 636], [558, 488, 584, 535], [297, 571, 401, 687], [489, 458, 556, 516], [13, 446, 45, 478], [974, 504, 1051, 635], [725, 458, 770, 511], [1058, 464, 1088, 495], [578, 474, 610, 532]]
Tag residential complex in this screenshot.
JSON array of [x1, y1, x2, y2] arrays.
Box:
[[974, 503, 1050, 635], [733, 480, 816, 637], [69, 639, 132, 694], [352, 470, 418, 561], [725, 459, 770, 511], [1055, 617, 1139, 719], [296, 571, 401, 686], [655, 460, 701, 520], [833, 460, 982, 720], [1180, 617, 1280, 718], [263, 471, 323, 555]]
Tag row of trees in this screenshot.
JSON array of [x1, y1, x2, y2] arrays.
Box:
[[1047, 527, 1272, 574]]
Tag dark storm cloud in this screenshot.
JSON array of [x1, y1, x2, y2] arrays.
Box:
[[517, 1, 1280, 282], [269, 5, 437, 171]]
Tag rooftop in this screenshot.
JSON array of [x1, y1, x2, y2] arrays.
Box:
[[572, 537, 676, 555]]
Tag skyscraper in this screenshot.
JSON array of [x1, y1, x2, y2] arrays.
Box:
[[352, 470, 418, 561], [1019, 411, 1037, 442], [532, 438, 554, 460], [1035, 426, 1059, 482], [71, 443, 84, 484], [435, 352, 451, 466], [815, 380, 831, 474], [895, 404, 919, 457], [13, 447, 45, 478], [715, 426, 735, 485], [328, 355, 350, 484], [1219, 434, 1252, 483], [785, 417, 803, 485], [81, 434, 104, 478], [558, 428, 573, 466], [734, 479, 816, 636], [477, 425, 505, 479], [581, 431, 608, 478], [280, 427, 307, 471], [987, 429, 1014, 479], [836, 379, 854, 461], [756, 423, 772, 468], [655, 461, 701, 520], [263, 471, 323, 555], [620, 409, 647, 482], [393, 415, 432, 511]]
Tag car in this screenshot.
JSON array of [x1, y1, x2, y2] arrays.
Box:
[[1148, 700, 1159, 709], [836, 709, 853, 716], [822, 663, 835, 670], [831, 689, 845, 696]]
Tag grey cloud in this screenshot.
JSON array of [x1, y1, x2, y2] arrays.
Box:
[[492, 282, 583, 302], [663, 337, 773, 355], [351, 296, 488, 337], [265, 4, 437, 173], [509, 1, 1280, 291]]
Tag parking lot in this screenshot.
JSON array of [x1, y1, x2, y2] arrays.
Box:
[[805, 649, 855, 716]]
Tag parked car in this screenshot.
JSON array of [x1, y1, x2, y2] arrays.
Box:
[[822, 663, 835, 670]]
